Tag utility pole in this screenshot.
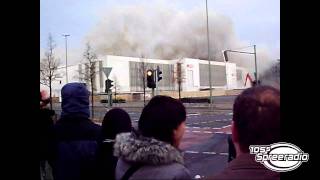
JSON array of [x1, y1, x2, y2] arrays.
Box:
[[206, 0, 213, 106], [62, 34, 70, 83], [254, 45, 258, 82], [152, 69, 155, 97], [147, 69, 156, 97], [177, 62, 182, 100], [155, 68, 159, 96], [114, 80, 117, 103]]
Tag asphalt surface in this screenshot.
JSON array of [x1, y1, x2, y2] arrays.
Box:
[[52, 95, 236, 178], [122, 110, 233, 178], [52, 95, 236, 120], [182, 110, 232, 178]]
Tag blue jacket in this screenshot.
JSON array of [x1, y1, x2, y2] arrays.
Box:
[[51, 83, 101, 180], [52, 116, 101, 180]]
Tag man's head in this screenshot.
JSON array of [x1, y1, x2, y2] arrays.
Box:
[[60, 83, 90, 119], [138, 95, 186, 147], [232, 85, 280, 154], [40, 90, 51, 109]]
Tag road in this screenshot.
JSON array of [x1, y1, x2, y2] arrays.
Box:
[[182, 110, 232, 178], [52, 96, 236, 120], [125, 109, 232, 179], [52, 96, 236, 178]]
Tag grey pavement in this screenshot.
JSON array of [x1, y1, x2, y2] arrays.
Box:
[[50, 95, 236, 178], [183, 133, 229, 178]]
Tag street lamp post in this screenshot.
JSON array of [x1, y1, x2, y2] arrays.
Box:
[[206, 0, 213, 106], [62, 34, 70, 83], [253, 45, 258, 82]]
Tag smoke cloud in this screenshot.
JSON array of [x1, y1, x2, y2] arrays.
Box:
[[86, 4, 275, 73]]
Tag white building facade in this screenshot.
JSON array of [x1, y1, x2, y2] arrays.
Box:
[[42, 55, 251, 97]]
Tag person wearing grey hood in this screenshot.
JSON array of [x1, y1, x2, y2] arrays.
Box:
[[51, 83, 101, 180], [114, 95, 191, 180]]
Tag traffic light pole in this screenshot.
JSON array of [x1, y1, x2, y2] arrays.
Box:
[[146, 67, 162, 97], [107, 79, 110, 108], [155, 69, 159, 96], [105, 78, 113, 108], [223, 45, 258, 83], [206, 0, 213, 107], [153, 69, 157, 97], [108, 92, 112, 107]]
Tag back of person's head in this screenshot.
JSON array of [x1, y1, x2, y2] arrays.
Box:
[[40, 90, 51, 108], [233, 85, 280, 152], [138, 95, 186, 145], [60, 83, 90, 119], [101, 108, 132, 140]]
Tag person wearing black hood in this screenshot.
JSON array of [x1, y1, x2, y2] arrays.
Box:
[[96, 108, 132, 180], [51, 83, 101, 180]]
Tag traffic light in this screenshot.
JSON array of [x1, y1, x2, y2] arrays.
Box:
[[157, 66, 162, 82], [223, 50, 229, 62], [105, 79, 114, 93], [146, 69, 156, 88]]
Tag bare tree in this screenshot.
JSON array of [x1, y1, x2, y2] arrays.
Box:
[[112, 75, 120, 102], [82, 42, 98, 119], [139, 55, 148, 106], [40, 33, 60, 110], [175, 62, 185, 100]]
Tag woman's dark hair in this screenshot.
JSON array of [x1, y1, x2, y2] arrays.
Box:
[[101, 108, 132, 140], [138, 95, 186, 145]]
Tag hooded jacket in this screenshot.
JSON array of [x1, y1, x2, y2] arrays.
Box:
[[114, 132, 191, 180], [51, 83, 101, 180]]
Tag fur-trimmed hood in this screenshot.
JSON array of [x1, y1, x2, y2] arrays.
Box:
[[114, 132, 184, 165]]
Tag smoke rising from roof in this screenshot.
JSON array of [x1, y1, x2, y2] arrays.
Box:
[[86, 4, 275, 73]]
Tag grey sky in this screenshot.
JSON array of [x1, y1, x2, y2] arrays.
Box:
[[40, 0, 279, 64]]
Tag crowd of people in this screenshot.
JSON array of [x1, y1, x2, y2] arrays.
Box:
[[40, 82, 280, 180]]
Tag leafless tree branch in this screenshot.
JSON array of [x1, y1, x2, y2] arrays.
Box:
[[40, 33, 60, 109], [82, 42, 98, 119]]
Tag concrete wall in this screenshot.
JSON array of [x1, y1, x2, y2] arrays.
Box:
[[103, 55, 131, 92], [182, 58, 201, 91], [160, 90, 226, 99], [47, 55, 249, 97], [101, 55, 175, 93], [226, 62, 237, 90]]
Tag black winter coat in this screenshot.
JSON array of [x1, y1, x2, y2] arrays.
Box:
[[96, 140, 118, 180], [39, 108, 55, 162], [51, 116, 101, 180]]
